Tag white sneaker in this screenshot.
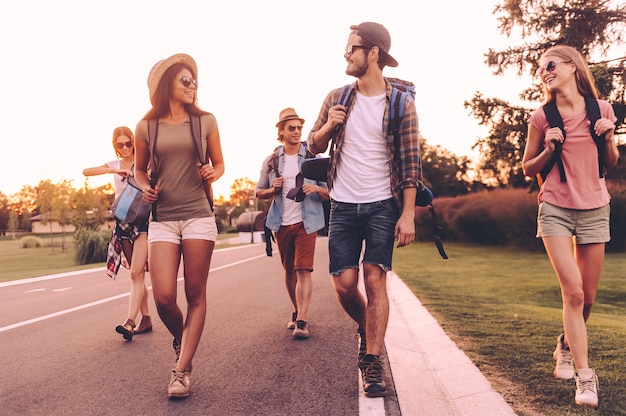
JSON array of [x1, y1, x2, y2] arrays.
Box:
[[575, 368, 598, 408], [553, 334, 575, 379]]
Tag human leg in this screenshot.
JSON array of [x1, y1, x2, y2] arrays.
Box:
[[291, 226, 316, 337], [361, 263, 389, 356], [574, 242, 604, 322], [149, 241, 184, 344], [276, 226, 298, 317], [176, 238, 213, 372], [543, 236, 588, 369], [115, 238, 137, 340]]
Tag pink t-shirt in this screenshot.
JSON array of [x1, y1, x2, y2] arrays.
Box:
[[529, 99, 616, 209]]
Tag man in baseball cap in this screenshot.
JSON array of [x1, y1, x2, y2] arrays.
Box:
[[306, 22, 420, 398]]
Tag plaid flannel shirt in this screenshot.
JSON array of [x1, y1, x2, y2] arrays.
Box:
[[307, 80, 421, 209]]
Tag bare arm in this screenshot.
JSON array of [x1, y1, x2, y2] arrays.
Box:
[[594, 118, 620, 170], [522, 124, 561, 178], [83, 163, 130, 178]]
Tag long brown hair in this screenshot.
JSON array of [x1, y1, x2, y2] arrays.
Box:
[[143, 62, 210, 120], [541, 45, 599, 104]]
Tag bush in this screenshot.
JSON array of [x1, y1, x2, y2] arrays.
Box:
[[20, 236, 43, 248], [74, 229, 110, 264], [420, 185, 626, 252]]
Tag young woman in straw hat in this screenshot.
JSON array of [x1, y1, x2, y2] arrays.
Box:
[[134, 53, 225, 399], [83, 126, 152, 341]]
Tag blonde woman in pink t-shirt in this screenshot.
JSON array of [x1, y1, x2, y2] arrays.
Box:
[[522, 45, 620, 408]]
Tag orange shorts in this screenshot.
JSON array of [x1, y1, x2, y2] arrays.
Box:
[[275, 222, 317, 273]]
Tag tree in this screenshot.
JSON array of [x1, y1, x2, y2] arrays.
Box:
[[465, 0, 626, 186], [420, 138, 473, 197], [71, 179, 114, 232], [0, 191, 9, 236]]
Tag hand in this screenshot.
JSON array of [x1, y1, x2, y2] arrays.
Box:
[[197, 163, 218, 183], [592, 118, 616, 140], [301, 184, 317, 195], [272, 177, 283, 194], [116, 169, 131, 179], [143, 184, 158, 203], [327, 105, 347, 129], [544, 127, 564, 152], [394, 214, 416, 248]]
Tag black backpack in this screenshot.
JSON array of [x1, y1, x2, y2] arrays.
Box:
[[538, 96, 606, 185]]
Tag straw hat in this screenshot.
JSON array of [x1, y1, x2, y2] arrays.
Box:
[[275, 108, 305, 127], [147, 53, 197, 105]]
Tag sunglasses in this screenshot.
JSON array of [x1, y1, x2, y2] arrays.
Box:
[[344, 44, 367, 56], [115, 141, 133, 150], [180, 76, 198, 88], [287, 125, 303, 132], [537, 60, 572, 75]]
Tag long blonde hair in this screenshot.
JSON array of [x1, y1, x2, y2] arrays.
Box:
[[541, 45, 599, 104], [112, 126, 135, 159]]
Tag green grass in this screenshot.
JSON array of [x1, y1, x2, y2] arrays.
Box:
[[394, 242, 626, 416]]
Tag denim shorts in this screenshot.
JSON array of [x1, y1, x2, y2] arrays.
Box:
[[148, 217, 218, 244], [537, 201, 610, 244], [328, 198, 399, 275]]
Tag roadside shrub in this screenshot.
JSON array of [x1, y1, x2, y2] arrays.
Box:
[[74, 229, 110, 264], [20, 236, 43, 248], [420, 185, 626, 253], [608, 182, 626, 252]]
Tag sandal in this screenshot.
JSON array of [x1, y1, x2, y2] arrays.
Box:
[[115, 319, 135, 341]]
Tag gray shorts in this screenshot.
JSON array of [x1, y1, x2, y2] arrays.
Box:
[[536, 202, 610, 244]]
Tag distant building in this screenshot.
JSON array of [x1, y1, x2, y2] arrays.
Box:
[[30, 212, 114, 234]]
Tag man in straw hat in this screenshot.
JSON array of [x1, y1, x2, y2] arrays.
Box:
[[255, 108, 329, 339], [307, 22, 420, 397]]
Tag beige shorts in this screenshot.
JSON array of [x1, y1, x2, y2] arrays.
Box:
[[537, 202, 610, 244], [148, 217, 218, 244]]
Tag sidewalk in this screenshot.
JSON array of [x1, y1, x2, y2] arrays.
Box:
[[380, 272, 517, 416]]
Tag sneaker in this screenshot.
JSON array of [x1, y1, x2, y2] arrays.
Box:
[[115, 319, 135, 341], [287, 311, 298, 329], [356, 328, 366, 365], [293, 320, 309, 338], [553, 334, 575, 379], [173, 337, 181, 363], [167, 369, 190, 399], [575, 368, 598, 408], [361, 354, 387, 397], [134, 316, 153, 334]]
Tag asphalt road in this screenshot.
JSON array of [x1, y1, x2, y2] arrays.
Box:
[[0, 238, 388, 416]]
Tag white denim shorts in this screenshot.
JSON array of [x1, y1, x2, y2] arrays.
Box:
[[148, 217, 218, 244]]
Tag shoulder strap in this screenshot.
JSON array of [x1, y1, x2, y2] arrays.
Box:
[[189, 114, 214, 211], [540, 101, 567, 183], [147, 119, 158, 221], [583, 96, 606, 178]]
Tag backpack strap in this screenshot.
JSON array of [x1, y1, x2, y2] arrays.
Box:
[[189, 114, 214, 211], [147, 119, 159, 221], [583, 96, 606, 178], [539, 101, 567, 183], [388, 87, 447, 259]]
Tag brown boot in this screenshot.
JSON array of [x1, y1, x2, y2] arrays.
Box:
[[115, 319, 135, 341], [134, 316, 153, 334]]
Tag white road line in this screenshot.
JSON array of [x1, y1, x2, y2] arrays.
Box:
[[0, 253, 267, 333]]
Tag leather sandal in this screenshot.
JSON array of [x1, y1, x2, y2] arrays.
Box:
[[115, 319, 135, 341], [134, 316, 153, 334]]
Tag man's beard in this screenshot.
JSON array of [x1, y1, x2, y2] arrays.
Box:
[[346, 60, 368, 78]]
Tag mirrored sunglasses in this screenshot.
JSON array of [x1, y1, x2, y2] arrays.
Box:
[[180, 76, 198, 88], [287, 125, 303, 132], [537, 60, 572, 75]]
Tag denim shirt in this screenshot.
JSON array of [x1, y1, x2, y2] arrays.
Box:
[[256, 144, 327, 234]]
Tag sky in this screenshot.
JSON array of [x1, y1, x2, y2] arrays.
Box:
[[0, 0, 532, 199]]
